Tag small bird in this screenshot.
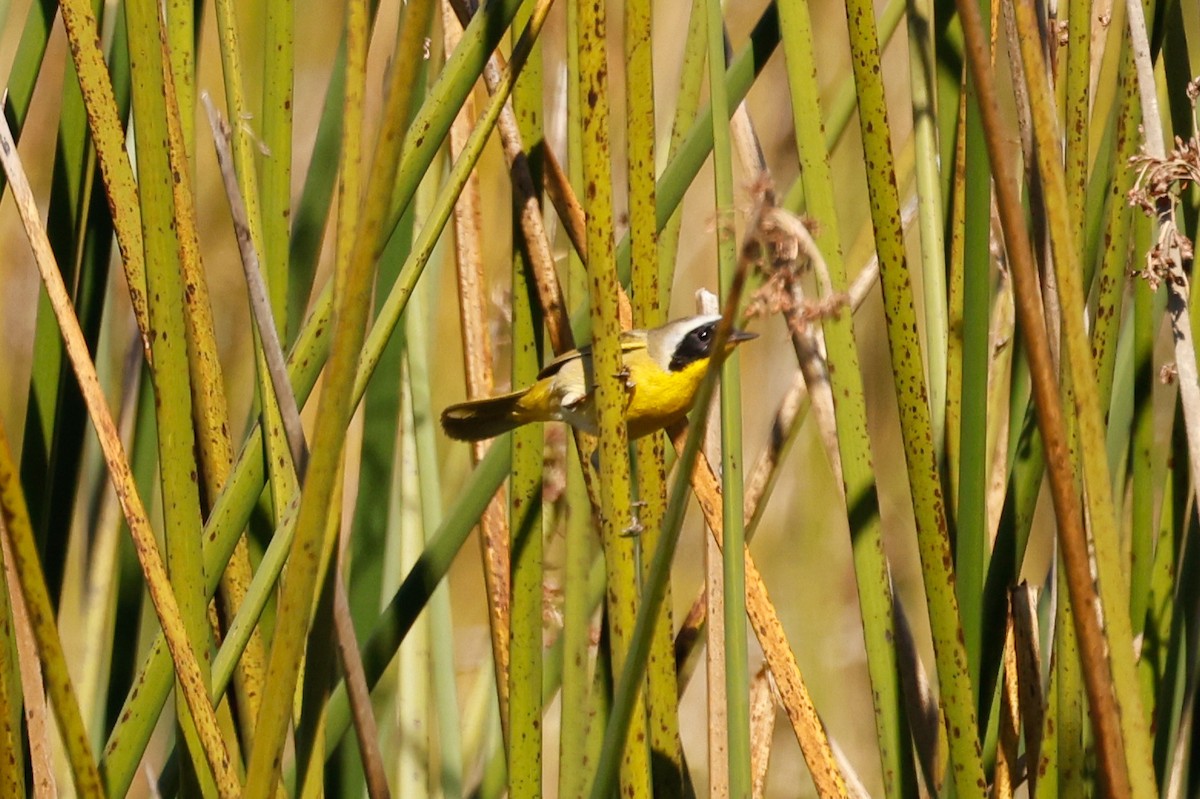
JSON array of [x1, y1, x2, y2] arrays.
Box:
[[440, 314, 757, 442]]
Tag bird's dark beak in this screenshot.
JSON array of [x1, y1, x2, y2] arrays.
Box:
[[720, 327, 757, 354], [729, 328, 758, 343]]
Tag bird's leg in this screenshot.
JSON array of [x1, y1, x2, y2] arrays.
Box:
[[615, 364, 635, 392], [622, 500, 647, 537]]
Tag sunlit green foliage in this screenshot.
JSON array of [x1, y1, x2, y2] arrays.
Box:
[[0, 0, 1197, 796]]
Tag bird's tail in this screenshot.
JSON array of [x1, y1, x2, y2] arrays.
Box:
[[440, 389, 531, 441]]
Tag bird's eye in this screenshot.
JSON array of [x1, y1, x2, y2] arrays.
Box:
[[697, 328, 711, 341]]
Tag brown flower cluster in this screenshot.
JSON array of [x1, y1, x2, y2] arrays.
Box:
[[1128, 77, 1200, 289], [744, 204, 849, 335]]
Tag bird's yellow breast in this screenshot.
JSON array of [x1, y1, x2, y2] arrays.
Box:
[[510, 345, 711, 438], [621, 349, 710, 438]]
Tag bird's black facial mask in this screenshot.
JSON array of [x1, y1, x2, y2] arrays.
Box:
[[669, 322, 718, 371]]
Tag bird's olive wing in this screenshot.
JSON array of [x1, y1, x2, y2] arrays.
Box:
[[536, 335, 647, 381], [537, 346, 587, 380]]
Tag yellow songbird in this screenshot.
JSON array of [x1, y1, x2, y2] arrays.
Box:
[[440, 314, 757, 441]]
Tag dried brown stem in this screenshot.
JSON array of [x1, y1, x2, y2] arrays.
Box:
[[957, 0, 1134, 793], [441, 2, 511, 740], [334, 572, 390, 799], [203, 95, 309, 479]]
